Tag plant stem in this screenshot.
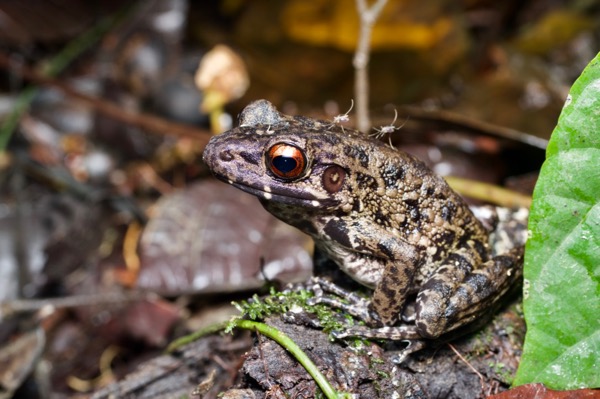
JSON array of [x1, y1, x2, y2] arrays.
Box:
[[165, 321, 229, 353], [234, 319, 354, 399], [353, 0, 388, 133]]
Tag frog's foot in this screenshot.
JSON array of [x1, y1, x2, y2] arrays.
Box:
[[389, 340, 428, 364], [307, 277, 382, 326], [332, 324, 421, 340], [282, 306, 326, 329], [282, 279, 314, 293], [334, 325, 426, 364]]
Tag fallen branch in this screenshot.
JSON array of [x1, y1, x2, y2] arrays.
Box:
[[0, 291, 155, 321], [0, 52, 211, 145], [0, 4, 135, 150], [397, 105, 548, 150]]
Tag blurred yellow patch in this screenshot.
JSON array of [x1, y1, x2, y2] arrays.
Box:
[[281, 0, 454, 51], [515, 10, 595, 54]]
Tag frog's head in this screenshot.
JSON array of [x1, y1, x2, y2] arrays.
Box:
[[203, 100, 404, 220]]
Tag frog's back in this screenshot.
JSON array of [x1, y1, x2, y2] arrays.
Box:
[[203, 100, 490, 286], [330, 133, 489, 273]]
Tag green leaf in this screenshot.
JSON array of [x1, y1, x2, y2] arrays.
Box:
[[513, 53, 600, 389]]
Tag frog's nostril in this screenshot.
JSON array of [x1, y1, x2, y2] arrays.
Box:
[[219, 150, 234, 162]]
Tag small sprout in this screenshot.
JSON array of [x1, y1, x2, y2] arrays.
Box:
[[375, 370, 390, 379], [370, 356, 385, 365], [229, 286, 355, 339]]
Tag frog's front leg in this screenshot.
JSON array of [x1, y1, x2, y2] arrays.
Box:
[[370, 255, 418, 326], [415, 246, 524, 339], [314, 218, 420, 325]]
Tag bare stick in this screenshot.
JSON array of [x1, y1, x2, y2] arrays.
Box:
[[448, 343, 486, 395], [0, 291, 154, 321], [0, 52, 211, 145], [0, 4, 136, 151], [354, 0, 388, 133]]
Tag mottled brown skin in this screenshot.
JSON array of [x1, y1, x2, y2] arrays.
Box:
[[203, 100, 523, 341]]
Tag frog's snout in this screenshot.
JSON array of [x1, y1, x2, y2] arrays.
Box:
[[217, 148, 235, 162], [202, 136, 222, 171], [203, 135, 245, 180]]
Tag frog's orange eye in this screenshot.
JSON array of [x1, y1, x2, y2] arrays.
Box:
[[266, 143, 307, 179]]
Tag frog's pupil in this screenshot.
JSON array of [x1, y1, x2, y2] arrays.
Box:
[[273, 156, 297, 173]]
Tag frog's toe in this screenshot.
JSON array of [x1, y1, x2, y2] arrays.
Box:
[[306, 277, 383, 325], [307, 293, 377, 323], [389, 340, 428, 364], [333, 325, 422, 341], [334, 325, 428, 363], [282, 308, 324, 329], [309, 277, 367, 304]]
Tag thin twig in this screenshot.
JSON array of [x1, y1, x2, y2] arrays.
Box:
[[0, 52, 211, 144], [9, 160, 28, 297], [353, 0, 388, 133], [448, 343, 486, 395], [0, 4, 136, 151], [0, 291, 155, 321], [397, 105, 548, 150]]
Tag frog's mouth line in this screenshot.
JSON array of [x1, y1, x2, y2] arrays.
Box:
[[212, 173, 328, 207]]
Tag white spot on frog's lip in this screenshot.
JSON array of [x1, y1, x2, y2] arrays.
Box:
[[263, 185, 271, 192], [227, 179, 233, 184], [228, 179, 327, 207]]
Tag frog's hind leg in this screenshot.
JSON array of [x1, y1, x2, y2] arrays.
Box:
[[415, 246, 524, 339]]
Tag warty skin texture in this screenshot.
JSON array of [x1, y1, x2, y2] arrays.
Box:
[[203, 100, 523, 340]]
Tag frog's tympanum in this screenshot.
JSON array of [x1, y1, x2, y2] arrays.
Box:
[[203, 100, 526, 350]]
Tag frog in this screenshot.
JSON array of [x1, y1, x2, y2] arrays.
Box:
[[202, 99, 527, 350]]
